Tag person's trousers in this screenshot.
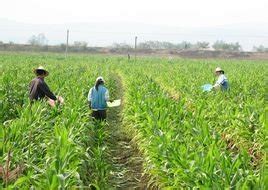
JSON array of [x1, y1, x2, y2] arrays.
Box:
[[92, 110, 107, 121]]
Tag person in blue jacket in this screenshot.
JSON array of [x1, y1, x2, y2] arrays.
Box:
[[88, 76, 110, 120], [213, 67, 229, 91]]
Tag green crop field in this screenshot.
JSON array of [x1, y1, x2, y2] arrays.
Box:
[[0, 53, 267, 189]]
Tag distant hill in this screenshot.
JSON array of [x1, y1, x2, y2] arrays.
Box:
[[0, 18, 267, 51]]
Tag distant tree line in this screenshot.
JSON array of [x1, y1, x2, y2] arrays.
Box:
[[28, 34, 48, 46], [252, 45, 268, 52], [27, 34, 88, 52], [112, 40, 244, 51], [60, 41, 89, 52], [137, 41, 210, 50], [0, 34, 97, 53], [0, 33, 267, 53], [212, 41, 242, 51]]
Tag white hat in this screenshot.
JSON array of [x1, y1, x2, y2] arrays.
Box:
[[96, 76, 105, 83], [34, 66, 49, 76], [215, 67, 224, 73]]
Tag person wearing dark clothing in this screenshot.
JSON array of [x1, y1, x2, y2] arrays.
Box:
[[88, 77, 110, 121], [29, 66, 64, 106], [91, 110, 107, 120], [29, 77, 57, 101]]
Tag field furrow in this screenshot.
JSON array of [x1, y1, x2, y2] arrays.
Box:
[[106, 73, 148, 189]]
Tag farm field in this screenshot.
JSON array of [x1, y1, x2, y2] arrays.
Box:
[[0, 53, 267, 189]]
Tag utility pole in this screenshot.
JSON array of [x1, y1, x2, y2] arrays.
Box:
[[65, 29, 69, 58], [135, 36, 137, 61]]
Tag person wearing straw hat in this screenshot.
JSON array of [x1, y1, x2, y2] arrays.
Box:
[[213, 67, 229, 91], [29, 66, 64, 106], [88, 76, 110, 121]]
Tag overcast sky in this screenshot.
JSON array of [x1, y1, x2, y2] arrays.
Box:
[[1, 0, 268, 27]]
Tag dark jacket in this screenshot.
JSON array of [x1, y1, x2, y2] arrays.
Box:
[[29, 77, 57, 101]]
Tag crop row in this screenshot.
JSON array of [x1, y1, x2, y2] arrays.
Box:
[[117, 59, 266, 188]]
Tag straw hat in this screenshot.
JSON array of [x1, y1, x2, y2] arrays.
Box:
[[215, 67, 224, 73], [96, 76, 105, 83], [34, 66, 49, 76]]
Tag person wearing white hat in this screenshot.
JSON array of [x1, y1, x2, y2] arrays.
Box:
[[213, 67, 229, 90], [29, 66, 64, 106], [88, 76, 110, 120]]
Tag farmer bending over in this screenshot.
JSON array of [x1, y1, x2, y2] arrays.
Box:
[[213, 67, 229, 91], [88, 77, 110, 121], [29, 66, 64, 107]]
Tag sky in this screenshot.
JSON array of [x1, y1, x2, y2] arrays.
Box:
[[0, 0, 268, 50], [1, 0, 268, 27]]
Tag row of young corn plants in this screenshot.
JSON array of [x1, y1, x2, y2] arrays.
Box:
[[125, 57, 266, 165], [150, 58, 266, 187], [0, 54, 118, 189], [1, 58, 86, 188], [117, 60, 266, 189], [0, 54, 33, 123], [79, 66, 121, 189], [143, 59, 267, 167]]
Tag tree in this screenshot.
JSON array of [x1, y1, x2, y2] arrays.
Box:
[[172, 41, 193, 50], [28, 33, 48, 46], [212, 40, 242, 51], [73, 41, 88, 51], [253, 45, 268, 52], [112, 43, 131, 50], [232, 42, 242, 51], [161, 41, 175, 49], [180, 41, 192, 49], [138, 42, 151, 49], [196, 41, 210, 49], [60, 43, 66, 51], [138, 41, 190, 50]]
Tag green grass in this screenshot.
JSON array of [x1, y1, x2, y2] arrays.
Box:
[[0, 53, 267, 189]]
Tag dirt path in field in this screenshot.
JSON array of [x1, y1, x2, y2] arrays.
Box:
[[106, 73, 149, 189]]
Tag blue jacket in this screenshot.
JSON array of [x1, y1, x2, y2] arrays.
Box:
[[88, 85, 109, 110]]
